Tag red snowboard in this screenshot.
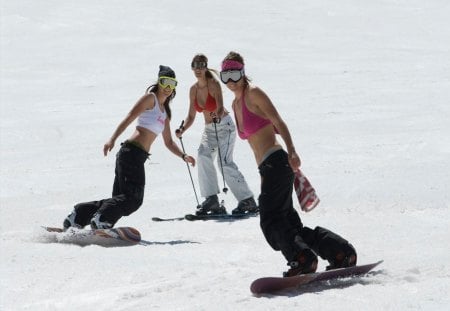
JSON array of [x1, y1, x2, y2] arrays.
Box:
[[250, 260, 383, 295]]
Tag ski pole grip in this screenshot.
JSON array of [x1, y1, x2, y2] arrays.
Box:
[[176, 120, 185, 134]]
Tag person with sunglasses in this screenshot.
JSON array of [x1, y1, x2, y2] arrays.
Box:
[[176, 54, 257, 216], [220, 51, 357, 276], [62, 65, 195, 230]]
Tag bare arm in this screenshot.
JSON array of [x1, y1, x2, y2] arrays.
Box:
[[176, 86, 197, 138], [162, 118, 196, 166], [103, 94, 154, 156], [211, 79, 225, 119], [249, 87, 301, 170]]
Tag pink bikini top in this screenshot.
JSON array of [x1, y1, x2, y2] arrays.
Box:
[[235, 95, 272, 140]]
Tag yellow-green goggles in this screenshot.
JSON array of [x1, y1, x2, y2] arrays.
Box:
[[158, 76, 178, 90]]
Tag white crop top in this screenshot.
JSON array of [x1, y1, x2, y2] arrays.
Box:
[[136, 93, 167, 135]]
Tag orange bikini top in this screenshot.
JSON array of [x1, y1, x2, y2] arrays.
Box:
[[194, 83, 217, 113]]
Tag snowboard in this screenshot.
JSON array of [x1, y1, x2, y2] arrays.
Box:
[[42, 226, 141, 247], [250, 260, 383, 295], [152, 212, 258, 222]]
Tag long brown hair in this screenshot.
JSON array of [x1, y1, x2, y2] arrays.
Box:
[[145, 84, 176, 120], [222, 51, 251, 87], [192, 53, 220, 82]]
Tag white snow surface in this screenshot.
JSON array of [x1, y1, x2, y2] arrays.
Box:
[[1, 0, 449, 310]]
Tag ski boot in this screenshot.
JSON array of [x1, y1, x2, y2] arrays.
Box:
[[196, 195, 226, 215], [63, 211, 83, 231], [326, 243, 357, 271], [90, 213, 113, 230], [231, 197, 259, 215], [283, 249, 318, 277]]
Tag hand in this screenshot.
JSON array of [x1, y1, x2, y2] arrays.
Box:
[[175, 127, 184, 138], [103, 139, 115, 156], [288, 150, 301, 171], [210, 112, 221, 124], [175, 120, 185, 138], [183, 154, 196, 167]]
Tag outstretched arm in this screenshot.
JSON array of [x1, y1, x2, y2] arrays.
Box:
[[103, 94, 154, 156], [176, 87, 197, 138]]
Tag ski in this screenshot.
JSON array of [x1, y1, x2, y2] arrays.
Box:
[[151, 216, 185, 222], [184, 212, 258, 221], [151, 213, 258, 222]]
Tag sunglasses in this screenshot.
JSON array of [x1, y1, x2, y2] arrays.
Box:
[[220, 69, 244, 84], [191, 61, 207, 70], [158, 76, 177, 90]]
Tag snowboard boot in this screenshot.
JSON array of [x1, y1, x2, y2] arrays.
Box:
[[326, 243, 357, 271], [196, 195, 226, 215], [231, 197, 259, 215], [63, 211, 83, 231], [283, 249, 318, 277], [90, 213, 113, 230]]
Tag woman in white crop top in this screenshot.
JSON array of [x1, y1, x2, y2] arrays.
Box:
[[62, 65, 196, 230]]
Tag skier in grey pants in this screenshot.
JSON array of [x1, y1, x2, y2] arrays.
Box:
[[176, 54, 258, 215]]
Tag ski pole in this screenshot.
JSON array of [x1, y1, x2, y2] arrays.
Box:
[[212, 117, 228, 194], [176, 121, 201, 207]]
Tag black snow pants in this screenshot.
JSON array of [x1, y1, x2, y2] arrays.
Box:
[[72, 141, 149, 227], [258, 149, 353, 263]]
